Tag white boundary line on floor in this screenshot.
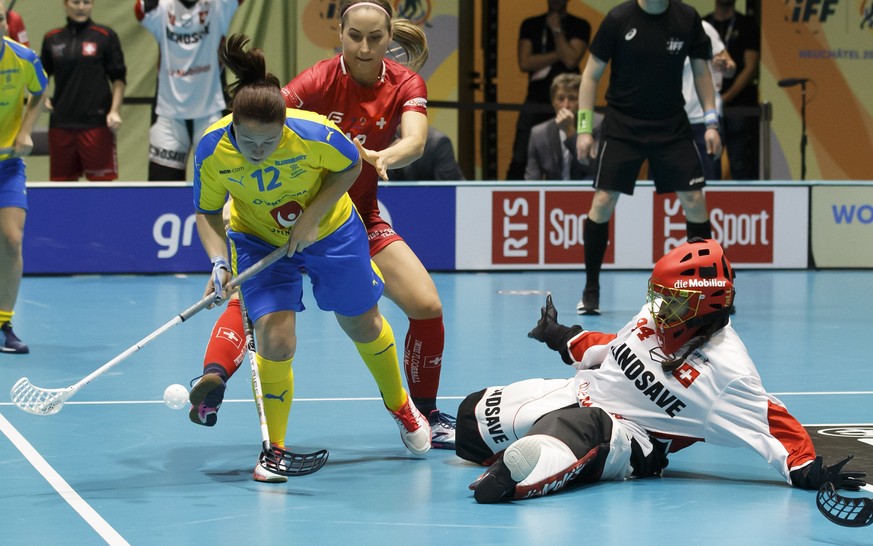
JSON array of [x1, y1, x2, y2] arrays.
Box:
[[0, 412, 130, 546], [0, 391, 871, 409]]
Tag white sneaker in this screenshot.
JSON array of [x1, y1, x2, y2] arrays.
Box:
[[389, 398, 431, 455], [252, 450, 288, 483]]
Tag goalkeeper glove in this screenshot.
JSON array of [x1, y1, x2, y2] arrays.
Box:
[[527, 294, 583, 365], [790, 455, 867, 491]]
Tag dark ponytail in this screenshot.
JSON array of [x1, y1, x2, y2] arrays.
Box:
[[220, 34, 285, 125]]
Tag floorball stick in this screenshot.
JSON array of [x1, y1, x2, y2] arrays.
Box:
[[239, 296, 328, 476], [10, 242, 291, 416]]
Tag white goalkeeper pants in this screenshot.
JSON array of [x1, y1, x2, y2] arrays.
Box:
[[457, 378, 659, 483]]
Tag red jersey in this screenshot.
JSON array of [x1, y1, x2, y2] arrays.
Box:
[[281, 55, 427, 222]]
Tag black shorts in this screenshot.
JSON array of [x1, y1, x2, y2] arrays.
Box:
[[595, 107, 705, 195]]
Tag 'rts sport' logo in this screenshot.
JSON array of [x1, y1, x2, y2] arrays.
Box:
[[492, 191, 539, 264], [654, 191, 774, 263], [490, 190, 614, 265]]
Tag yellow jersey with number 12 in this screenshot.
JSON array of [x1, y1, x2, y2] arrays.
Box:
[[194, 109, 360, 247]]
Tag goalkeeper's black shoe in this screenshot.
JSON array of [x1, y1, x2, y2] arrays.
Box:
[[472, 460, 518, 504], [188, 373, 226, 427], [0, 322, 28, 354], [471, 436, 543, 503]]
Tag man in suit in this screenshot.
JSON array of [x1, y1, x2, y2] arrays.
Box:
[[525, 73, 595, 180], [388, 126, 465, 181]]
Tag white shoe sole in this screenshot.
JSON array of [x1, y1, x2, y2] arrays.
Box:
[[253, 462, 288, 483], [503, 437, 542, 482]]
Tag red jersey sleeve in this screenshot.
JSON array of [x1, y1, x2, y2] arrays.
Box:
[[767, 400, 817, 471], [568, 331, 618, 362], [282, 64, 323, 109], [396, 71, 428, 115]]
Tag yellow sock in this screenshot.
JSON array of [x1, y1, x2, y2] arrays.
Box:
[[254, 354, 294, 447], [354, 317, 407, 411], [0, 310, 12, 325]]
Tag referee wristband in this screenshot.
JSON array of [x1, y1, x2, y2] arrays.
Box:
[[577, 109, 594, 134], [703, 109, 719, 127]]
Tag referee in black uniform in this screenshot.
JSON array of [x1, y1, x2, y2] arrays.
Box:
[[575, 0, 721, 315]]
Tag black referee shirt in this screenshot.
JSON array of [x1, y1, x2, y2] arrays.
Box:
[[590, 0, 711, 120]]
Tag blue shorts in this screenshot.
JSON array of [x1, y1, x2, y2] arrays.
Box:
[[0, 159, 27, 210], [229, 212, 384, 323]]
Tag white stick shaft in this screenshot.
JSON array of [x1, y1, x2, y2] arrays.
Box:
[[69, 314, 186, 394], [239, 297, 273, 446]]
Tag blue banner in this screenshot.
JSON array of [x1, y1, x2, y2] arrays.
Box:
[[378, 185, 456, 271], [23, 183, 457, 275]]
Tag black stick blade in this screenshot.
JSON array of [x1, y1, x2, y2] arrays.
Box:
[[816, 482, 873, 527], [260, 445, 329, 477]]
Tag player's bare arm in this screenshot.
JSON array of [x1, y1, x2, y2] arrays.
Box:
[[353, 110, 426, 180]]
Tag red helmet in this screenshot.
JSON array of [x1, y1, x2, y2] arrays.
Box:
[[647, 238, 735, 356]]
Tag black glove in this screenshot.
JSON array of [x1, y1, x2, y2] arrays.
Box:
[[790, 455, 867, 491], [527, 294, 583, 365]]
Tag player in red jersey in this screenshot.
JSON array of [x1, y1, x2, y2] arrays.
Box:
[[188, 0, 456, 454], [5, 8, 27, 46]]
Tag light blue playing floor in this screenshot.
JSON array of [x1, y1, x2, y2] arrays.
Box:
[[1, 270, 872, 545]]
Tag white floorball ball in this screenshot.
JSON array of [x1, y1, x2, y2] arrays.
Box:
[[163, 383, 189, 410]]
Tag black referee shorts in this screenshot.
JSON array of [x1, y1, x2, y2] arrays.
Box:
[[594, 108, 706, 195]]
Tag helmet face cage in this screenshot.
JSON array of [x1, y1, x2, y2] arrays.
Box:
[[647, 281, 702, 329], [647, 238, 735, 356]]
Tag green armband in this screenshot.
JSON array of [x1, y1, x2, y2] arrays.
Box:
[[577, 109, 594, 134]]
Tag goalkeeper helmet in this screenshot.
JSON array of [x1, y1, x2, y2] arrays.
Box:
[[647, 238, 734, 356]]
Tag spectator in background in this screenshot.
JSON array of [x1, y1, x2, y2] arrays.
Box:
[[387, 126, 465, 181], [705, 0, 759, 180], [42, 0, 126, 181], [683, 19, 734, 181], [135, 0, 243, 181], [5, 7, 27, 46], [574, 0, 720, 316], [0, 0, 48, 354], [525, 72, 598, 181], [506, 0, 590, 180]]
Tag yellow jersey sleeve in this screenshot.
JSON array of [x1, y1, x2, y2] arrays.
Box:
[[0, 38, 48, 151]]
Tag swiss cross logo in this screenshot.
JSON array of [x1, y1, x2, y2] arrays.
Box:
[[423, 355, 442, 369], [653, 191, 774, 263], [82, 42, 97, 56], [672, 363, 700, 388], [216, 327, 243, 349]]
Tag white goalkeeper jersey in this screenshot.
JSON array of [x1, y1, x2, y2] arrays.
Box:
[[135, 0, 240, 119], [567, 305, 817, 483]]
